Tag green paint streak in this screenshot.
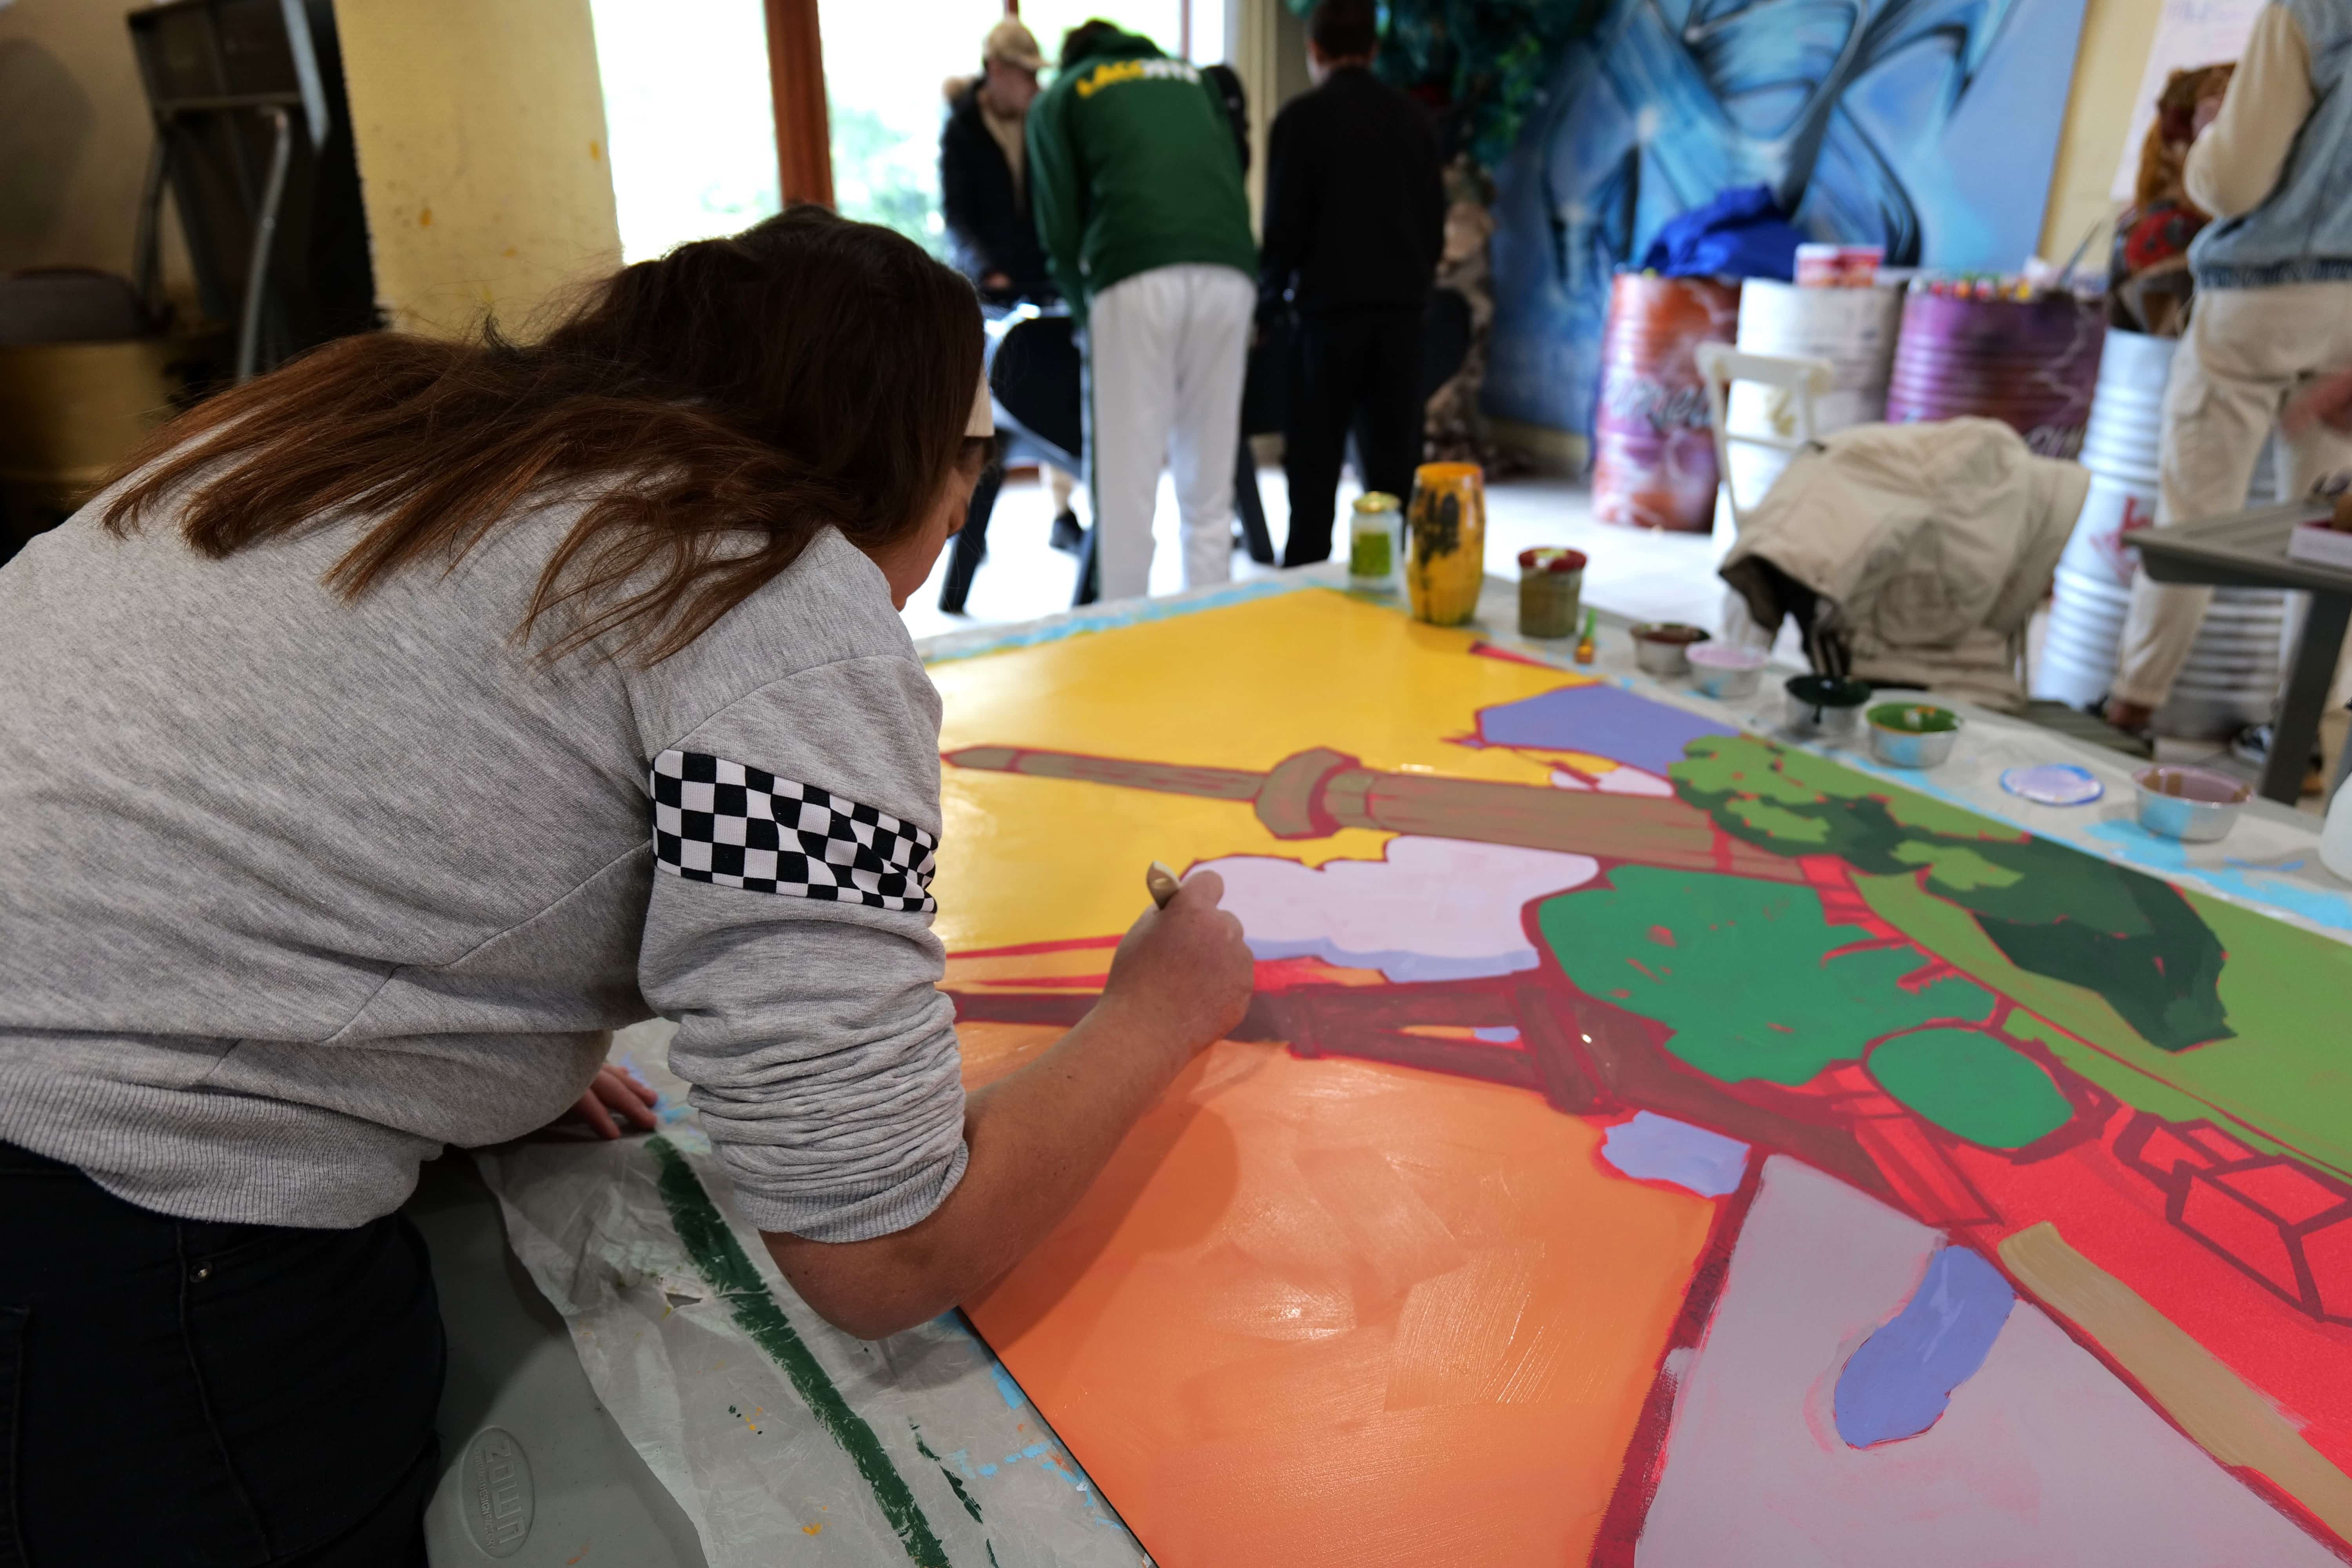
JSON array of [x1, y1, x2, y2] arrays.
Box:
[[647, 1137, 950, 1568], [1866, 1028, 2072, 1148], [1535, 867, 1994, 1086], [1670, 735, 2232, 1050], [911, 1426, 983, 1523]]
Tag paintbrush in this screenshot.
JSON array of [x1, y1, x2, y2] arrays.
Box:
[[1145, 860, 1180, 909]]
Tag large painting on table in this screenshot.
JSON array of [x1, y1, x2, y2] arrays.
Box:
[[932, 586, 2352, 1566]]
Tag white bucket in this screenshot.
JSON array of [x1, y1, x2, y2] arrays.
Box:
[[2035, 329, 2292, 732], [1722, 281, 1902, 513]]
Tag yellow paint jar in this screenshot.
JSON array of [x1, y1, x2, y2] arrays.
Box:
[[1405, 462, 1486, 626]]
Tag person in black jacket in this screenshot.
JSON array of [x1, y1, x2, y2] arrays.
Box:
[[941, 18, 1082, 548], [940, 18, 1051, 301], [1259, 0, 1446, 567]]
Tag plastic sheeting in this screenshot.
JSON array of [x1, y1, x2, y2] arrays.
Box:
[[475, 1027, 1145, 1568]]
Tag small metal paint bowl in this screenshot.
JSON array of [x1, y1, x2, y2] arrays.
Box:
[[2132, 764, 2251, 842], [1783, 674, 1872, 739], [1630, 621, 1711, 677], [1687, 642, 1768, 699], [1866, 702, 1961, 768]]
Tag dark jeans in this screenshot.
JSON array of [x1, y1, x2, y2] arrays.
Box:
[[1282, 305, 1426, 567], [0, 1142, 444, 1566]]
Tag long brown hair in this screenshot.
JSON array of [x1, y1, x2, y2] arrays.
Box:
[[101, 205, 983, 662]]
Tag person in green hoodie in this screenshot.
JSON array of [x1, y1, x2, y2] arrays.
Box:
[[1027, 20, 1258, 601]]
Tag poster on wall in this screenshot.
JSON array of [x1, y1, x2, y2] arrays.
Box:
[[1485, 0, 2091, 437]]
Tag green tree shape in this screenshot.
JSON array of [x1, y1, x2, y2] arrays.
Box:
[[1535, 866, 1996, 1087], [1668, 736, 2233, 1051]]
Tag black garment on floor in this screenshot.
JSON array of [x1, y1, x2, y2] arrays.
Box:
[[0, 1142, 444, 1567], [940, 82, 1052, 301], [1282, 307, 1425, 567]]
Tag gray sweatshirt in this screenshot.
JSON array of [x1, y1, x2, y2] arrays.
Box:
[[0, 486, 967, 1241]]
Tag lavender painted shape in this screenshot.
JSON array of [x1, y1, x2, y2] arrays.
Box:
[[1475, 685, 1733, 777], [1834, 1244, 2015, 1448], [1599, 1112, 1750, 1198]]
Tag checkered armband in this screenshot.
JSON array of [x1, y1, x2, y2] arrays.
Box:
[[650, 748, 938, 913]]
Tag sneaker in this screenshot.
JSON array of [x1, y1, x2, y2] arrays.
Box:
[[1049, 510, 1083, 554]]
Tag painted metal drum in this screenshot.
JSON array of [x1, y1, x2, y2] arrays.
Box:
[[1592, 272, 1740, 532], [1886, 290, 2106, 459], [1405, 461, 1487, 626]]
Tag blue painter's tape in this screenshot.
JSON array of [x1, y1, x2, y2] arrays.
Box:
[[920, 576, 1308, 667], [2085, 820, 2352, 932], [1834, 1244, 2016, 1448]]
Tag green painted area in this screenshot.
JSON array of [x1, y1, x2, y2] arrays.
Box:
[[1854, 871, 2352, 1178], [1866, 1027, 2073, 1149], [648, 1137, 951, 1568], [1534, 867, 1995, 1086], [1890, 839, 2020, 891], [1669, 735, 2231, 1051]]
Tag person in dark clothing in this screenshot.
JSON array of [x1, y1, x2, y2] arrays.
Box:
[[1259, 0, 1446, 567], [941, 18, 1083, 549], [940, 18, 1052, 301]]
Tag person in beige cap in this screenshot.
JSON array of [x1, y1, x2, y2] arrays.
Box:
[[941, 16, 1083, 549]]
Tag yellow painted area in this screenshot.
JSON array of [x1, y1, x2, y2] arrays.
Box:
[[929, 590, 1590, 951], [335, 0, 623, 340], [2039, 0, 2165, 260]]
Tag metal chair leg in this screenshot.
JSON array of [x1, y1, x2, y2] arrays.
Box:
[[938, 462, 1004, 615]]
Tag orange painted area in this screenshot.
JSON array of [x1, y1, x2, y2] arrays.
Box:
[[964, 1042, 1716, 1566]]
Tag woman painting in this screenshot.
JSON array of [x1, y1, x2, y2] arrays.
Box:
[[0, 207, 1252, 1564]]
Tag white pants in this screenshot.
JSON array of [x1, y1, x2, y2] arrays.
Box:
[[1083, 264, 1255, 600], [2114, 283, 2352, 708]]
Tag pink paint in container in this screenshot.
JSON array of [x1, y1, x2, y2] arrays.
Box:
[[1687, 641, 1768, 699]]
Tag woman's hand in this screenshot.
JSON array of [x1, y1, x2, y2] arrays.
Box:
[[1093, 870, 1257, 1066], [566, 1063, 660, 1139]]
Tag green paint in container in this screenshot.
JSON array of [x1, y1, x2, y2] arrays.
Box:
[[1348, 492, 1402, 590]]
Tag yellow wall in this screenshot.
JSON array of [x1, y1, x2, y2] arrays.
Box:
[[334, 0, 622, 340], [0, 0, 197, 307], [2039, 0, 2166, 266]]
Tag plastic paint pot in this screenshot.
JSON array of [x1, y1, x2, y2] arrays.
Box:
[[1517, 547, 1587, 638], [1867, 703, 1962, 767], [1630, 621, 1710, 677], [1348, 492, 1402, 590], [2132, 764, 2251, 843], [1688, 641, 1768, 699], [1783, 674, 1872, 738]]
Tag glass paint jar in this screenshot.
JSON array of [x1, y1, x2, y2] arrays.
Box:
[[1405, 463, 1486, 626], [1516, 547, 1586, 639], [1348, 492, 1402, 590]]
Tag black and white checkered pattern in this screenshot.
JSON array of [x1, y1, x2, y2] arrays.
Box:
[[650, 749, 937, 913]]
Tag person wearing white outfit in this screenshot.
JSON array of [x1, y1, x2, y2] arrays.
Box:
[[2108, 0, 2352, 744], [1083, 264, 1258, 595], [1026, 22, 1259, 601]]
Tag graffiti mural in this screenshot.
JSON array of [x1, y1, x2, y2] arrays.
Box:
[[1484, 0, 2089, 434]]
